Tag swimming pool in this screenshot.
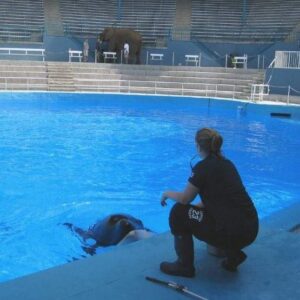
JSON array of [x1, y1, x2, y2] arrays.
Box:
[[0, 92, 299, 283]]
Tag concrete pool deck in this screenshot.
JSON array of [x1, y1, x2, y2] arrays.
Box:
[[0, 202, 299, 300]]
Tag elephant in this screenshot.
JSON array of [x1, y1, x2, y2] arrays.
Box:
[[99, 27, 142, 64]]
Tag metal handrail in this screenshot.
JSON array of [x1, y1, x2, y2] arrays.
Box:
[[0, 77, 241, 98], [272, 51, 300, 69]]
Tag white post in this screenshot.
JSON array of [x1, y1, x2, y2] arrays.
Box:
[[5, 78, 7, 90], [95, 50, 97, 63], [233, 85, 235, 99], [287, 85, 291, 105], [215, 84, 218, 97], [181, 83, 183, 95], [225, 54, 228, 68], [172, 52, 175, 66], [155, 81, 157, 94]]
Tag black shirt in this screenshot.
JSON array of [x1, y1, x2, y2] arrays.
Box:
[[189, 154, 257, 232]]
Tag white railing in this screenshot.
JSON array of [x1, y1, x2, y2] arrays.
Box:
[[0, 77, 241, 99], [69, 50, 82, 62], [274, 51, 300, 69], [73, 79, 240, 98], [0, 77, 47, 90], [0, 48, 45, 61], [250, 84, 270, 102]]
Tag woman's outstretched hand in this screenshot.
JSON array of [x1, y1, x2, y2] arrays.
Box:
[[160, 192, 168, 206]]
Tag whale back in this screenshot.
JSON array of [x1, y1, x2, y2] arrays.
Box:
[[90, 214, 145, 246]]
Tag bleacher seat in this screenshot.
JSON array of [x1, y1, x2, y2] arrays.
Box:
[[60, 0, 176, 47], [191, 0, 300, 42], [0, 0, 44, 42]]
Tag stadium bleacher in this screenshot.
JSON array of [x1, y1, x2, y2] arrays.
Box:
[[191, 0, 300, 42], [0, 0, 44, 43], [0, 0, 299, 45], [60, 0, 176, 47], [60, 0, 117, 37]]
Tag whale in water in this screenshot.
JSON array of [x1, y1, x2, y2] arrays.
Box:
[[64, 213, 153, 255]]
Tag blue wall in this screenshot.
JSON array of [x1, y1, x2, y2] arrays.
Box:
[[265, 68, 300, 95], [142, 40, 221, 67], [43, 34, 97, 62], [142, 39, 299, 69], [205, 41, 299, 69]]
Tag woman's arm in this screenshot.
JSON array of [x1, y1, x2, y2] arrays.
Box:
[[161, 182, 199, 206]]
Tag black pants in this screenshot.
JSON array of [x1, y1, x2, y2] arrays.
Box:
[[169, 203, 258, 258]]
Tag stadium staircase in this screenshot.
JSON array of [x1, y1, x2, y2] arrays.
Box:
[[118, 0, 176, 47], [172, 0, 192, 41], [44, 0, 64, 36], [0, 60, 264, 100], [47, 62, 75, 91]]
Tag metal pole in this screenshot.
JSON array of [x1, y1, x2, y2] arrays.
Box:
[[287, 85, 290, 105], [146, 51, 149, 65], [257, 55, 260, 69], [225, 54, 228, 68], [117, 0, 122, 26], [172, 52, 175, 66]]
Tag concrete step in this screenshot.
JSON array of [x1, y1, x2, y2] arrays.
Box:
[[70, 68, 262, 80]]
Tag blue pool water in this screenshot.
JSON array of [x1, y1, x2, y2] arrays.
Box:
[[0, 92, 299, 283]]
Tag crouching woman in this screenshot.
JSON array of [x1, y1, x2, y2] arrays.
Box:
[[160, 128, 258, 277]]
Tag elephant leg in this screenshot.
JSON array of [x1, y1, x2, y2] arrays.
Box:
[[136, 53, 141, 64]]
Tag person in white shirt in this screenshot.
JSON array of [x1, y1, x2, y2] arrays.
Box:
[[123, 40, 129, 64]]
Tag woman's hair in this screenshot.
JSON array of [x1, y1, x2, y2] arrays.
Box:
[[195, 128, 223, 158]]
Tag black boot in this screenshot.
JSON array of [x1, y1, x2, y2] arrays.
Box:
[[221, 250, 247, 272], [160, 235, 195, 278]]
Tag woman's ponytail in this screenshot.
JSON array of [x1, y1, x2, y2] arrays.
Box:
[[195, 128, 223, 158]]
